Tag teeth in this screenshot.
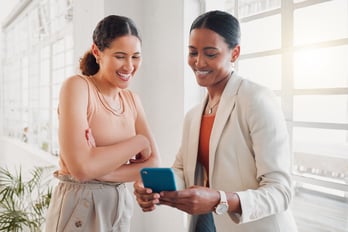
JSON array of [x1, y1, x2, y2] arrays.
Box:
[[196, 70, 209, 75], [119, 73, 131, 78], [118, 72, 131, 80]]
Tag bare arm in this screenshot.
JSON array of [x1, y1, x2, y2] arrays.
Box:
[[58, 76, 152, 182], [96, 93, 161, 182]]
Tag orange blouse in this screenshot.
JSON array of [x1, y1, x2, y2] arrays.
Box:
[[197, 114, 215, 187]]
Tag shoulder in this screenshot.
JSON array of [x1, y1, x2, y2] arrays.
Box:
[[121, 88, 137, 98], [120, 89, 143, 118], [183, 104, 201, 126], [186, 104, 201, 117], [238, 78, 276, 104], [61, 75, 89, 91], [236, 78, 282, 121], [239, 78, 270, 96], [120, 89, 140, 106], [59, 75, 90, 103], [58, 75, 90, 116]]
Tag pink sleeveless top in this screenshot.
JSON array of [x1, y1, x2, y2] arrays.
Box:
[[58, 75, 139, 175]]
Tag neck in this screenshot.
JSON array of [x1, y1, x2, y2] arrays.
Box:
[[206, 71, 233, 99], [91, 75, 120, 99]]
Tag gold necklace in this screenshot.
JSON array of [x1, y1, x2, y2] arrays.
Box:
[[207, 99, 220, 114], [90, 76, 124, 116]]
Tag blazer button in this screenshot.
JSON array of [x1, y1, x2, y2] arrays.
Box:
[[75, 220, 82, 227]]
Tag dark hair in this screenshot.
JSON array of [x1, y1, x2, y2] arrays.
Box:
[[190, 10, 240, 49], [80, 15, 141, 76]]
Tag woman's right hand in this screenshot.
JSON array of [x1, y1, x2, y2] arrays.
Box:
[[133, 180, 160, 212]]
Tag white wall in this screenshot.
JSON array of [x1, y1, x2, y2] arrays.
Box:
[[126, 1, 186, 230], [73, 0, 203, 231], [73, 0, 104, 72]]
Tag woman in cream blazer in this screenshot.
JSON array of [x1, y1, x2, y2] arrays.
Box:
[[134, 10, 298, 232], [172, 72, 298, 231]]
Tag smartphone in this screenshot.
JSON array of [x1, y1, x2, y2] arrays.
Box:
[[140, 167, 177, 193]]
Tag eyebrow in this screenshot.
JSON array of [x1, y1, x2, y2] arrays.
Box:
[[188, 46, 218, 51], [113, 51, 141, 55]]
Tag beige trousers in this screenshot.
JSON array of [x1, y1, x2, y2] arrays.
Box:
[[45, 176, 133, 232]]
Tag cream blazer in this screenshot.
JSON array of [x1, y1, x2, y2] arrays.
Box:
[[173, 73, 298, 232]]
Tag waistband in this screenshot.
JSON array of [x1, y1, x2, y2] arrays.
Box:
[[54, 171, 124, 187]]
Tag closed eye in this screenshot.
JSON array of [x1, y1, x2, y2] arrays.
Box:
[[206, 53, 217, 58]]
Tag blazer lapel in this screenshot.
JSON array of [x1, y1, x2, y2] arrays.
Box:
[[187, 103, 206, 186], [209, 73, 243, 185]]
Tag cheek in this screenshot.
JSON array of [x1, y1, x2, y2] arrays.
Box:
[[133, 60, 142, 70], [104, 58, 117, 68], [187, 57, 195, 67]]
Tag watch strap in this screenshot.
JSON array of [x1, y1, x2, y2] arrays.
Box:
[[214, 190, 229, 215], [218, 190, 227, 203]]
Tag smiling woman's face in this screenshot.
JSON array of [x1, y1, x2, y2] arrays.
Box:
[[96, 35, 142, 89], [188, 28, 235, 88]]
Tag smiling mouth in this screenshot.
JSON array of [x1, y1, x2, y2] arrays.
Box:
[[117, 72, 132, 81], [195, 70, 211, 76]]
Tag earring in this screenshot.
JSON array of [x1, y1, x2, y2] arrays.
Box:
[[96, 59, 100, 64]]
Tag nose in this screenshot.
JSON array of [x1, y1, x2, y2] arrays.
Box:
[[195, 54, 206, 68], [123, 58, 134, 72]]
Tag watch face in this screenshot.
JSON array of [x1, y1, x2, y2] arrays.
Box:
[[215, 203, 229, 215]]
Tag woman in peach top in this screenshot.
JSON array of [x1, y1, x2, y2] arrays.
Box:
[[45, 15, 159, 232]]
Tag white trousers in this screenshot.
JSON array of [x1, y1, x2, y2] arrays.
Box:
[[45, 177, 133, 232]]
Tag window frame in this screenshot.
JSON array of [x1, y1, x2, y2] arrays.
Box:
[[214, 0, 348, 195]]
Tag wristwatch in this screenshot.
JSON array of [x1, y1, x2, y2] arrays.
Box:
[[214, 190, 229, 215]]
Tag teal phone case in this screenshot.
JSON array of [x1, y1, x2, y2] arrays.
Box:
[[140, 167, 177, 193]]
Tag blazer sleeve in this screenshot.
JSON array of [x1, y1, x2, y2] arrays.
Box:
[[232, 83, 293, 224], [172, 108, 195, 190]]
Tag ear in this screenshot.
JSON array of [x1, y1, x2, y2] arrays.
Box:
[[91, 43, 100, 61], [231, 45, 240, 62]]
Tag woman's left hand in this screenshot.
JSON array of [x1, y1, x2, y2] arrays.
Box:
[[159, 186, 220, 215], [85, 128, 96, 147], [129, 153, 148, 163]]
